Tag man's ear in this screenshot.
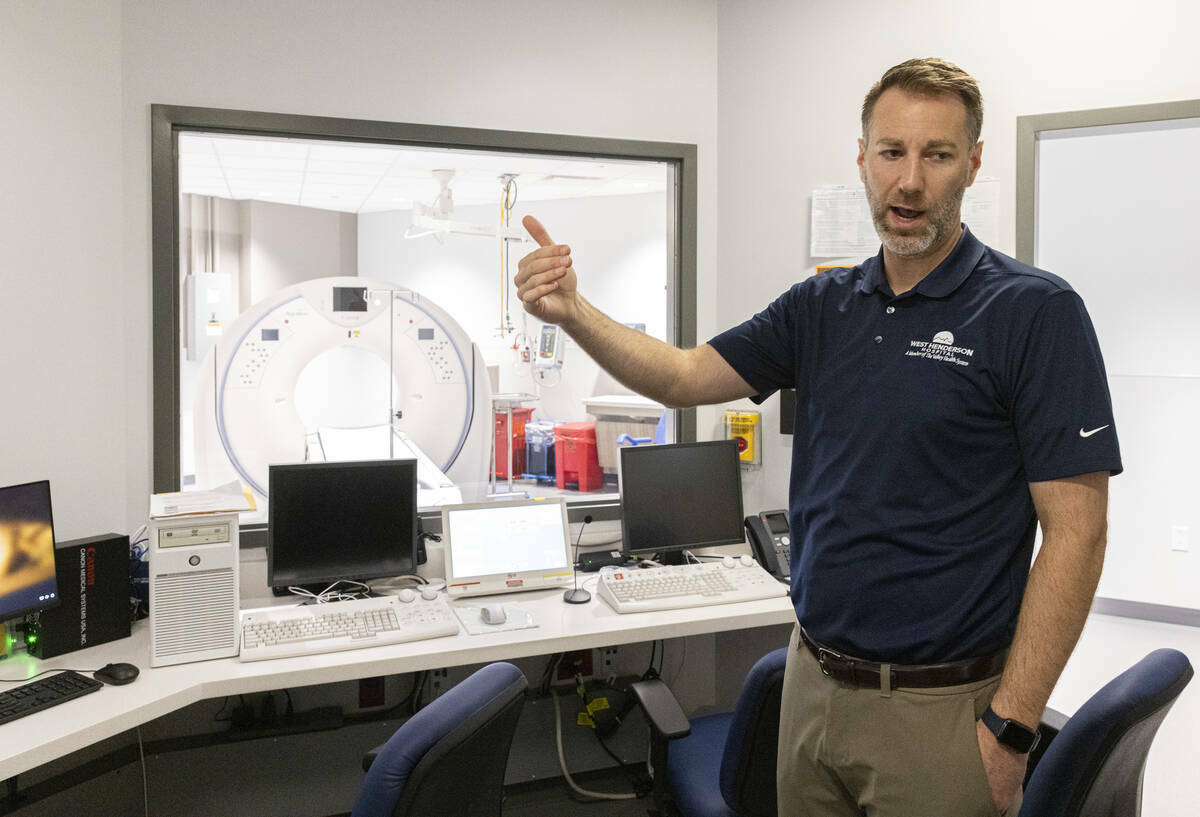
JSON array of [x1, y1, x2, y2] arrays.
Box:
[[966, 140, 983, 186], [857, 137, 867, 183]]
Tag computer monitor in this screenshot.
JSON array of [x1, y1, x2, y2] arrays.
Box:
[[0, 480, 61, 620], [442, 498, 573, 597], [268, 459, 418, 592], [618, 440, 746, 565]]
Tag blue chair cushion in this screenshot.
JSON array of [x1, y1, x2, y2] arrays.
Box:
[[351, 662, 525, 817], [719, 648, 787, 815], [667, 711, 737, 817]]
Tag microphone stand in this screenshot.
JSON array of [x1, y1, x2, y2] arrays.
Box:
[[563, 515, 593, 604]]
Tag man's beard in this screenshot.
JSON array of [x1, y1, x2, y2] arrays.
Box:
[[864, 181, 965, 258]]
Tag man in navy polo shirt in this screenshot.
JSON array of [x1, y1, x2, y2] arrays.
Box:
[[515, 57, 1119, 817]]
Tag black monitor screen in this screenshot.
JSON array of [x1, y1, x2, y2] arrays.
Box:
[[332, 287, 368, 312], [619, 440, 745, 559], [0, 480, 60, 620], [268, 460, 418, 588]]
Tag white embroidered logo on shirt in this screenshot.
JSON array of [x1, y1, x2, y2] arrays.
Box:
[[905, 330, 975, 367], [1079, 425, 1110, 438]]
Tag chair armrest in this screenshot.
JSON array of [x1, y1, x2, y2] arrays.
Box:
[[1040, 706, 1069, 734], [362, 743, 384, 772], [631, 678, 691, 740], [1024, 706, 1070, 788]]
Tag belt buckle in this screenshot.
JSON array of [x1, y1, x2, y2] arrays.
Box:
[[816, 646, 845, 677]]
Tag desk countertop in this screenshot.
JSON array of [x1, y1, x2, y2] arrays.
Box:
[[0, 577, 793, 779]]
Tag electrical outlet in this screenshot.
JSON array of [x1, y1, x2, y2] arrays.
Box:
[[601, 646, 619, 671], [429, 668, 449, 698], [1171, 526, 1190, 552]]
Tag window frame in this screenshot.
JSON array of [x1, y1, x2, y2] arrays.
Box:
[[151, 104, 698, 542]]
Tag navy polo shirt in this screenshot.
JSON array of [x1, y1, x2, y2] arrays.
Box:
[[709, 227, 1122, 664]]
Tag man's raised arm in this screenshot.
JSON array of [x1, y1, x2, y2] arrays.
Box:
[[514, 215, 755, 408]]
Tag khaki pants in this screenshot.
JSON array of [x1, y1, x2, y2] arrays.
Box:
[[777, 624, 1021, 817]]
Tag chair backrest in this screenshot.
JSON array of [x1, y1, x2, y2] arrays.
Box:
[[1020, 648, 1193, 817], [351, 661, 528, 817], [719, 647, 788, 817]]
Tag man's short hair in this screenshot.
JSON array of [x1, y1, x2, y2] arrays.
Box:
[[861, 58, 983, 146]]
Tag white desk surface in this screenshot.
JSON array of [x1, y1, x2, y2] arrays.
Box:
[[0, 573, 794, 780]]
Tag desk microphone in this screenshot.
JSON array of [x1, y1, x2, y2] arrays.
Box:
[[563, 515, 593, 604]]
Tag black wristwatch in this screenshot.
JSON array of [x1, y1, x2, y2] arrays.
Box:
[[981, 705, 1040, 754]]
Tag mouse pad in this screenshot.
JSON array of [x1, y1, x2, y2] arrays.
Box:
[[452, 603, 538, 636]]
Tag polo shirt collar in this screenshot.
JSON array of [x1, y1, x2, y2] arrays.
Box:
[[857, 225, 985, 298]]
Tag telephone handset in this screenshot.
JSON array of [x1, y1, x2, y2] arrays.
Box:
[[745, 509, 791, 581]]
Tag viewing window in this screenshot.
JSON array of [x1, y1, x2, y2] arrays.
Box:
[[152, 107, 697, 536]]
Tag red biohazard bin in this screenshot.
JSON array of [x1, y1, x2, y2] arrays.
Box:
[[492, 407, 534, 479], [554, 421, 603, 492]]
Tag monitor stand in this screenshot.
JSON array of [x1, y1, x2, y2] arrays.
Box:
[[271, 580, 366, 598], [656, 550, 688, 566]]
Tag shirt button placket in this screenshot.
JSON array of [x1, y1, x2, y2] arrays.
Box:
[[873, 302, 895, 348]]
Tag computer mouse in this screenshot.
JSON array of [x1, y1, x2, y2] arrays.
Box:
[[480, 603, 507, 625], [94, 662, 139, 686]]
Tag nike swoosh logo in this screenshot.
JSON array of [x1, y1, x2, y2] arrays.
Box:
[[1079, 425, 1110, 438]]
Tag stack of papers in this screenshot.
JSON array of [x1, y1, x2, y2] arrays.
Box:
[[150, 481, 256, 518]]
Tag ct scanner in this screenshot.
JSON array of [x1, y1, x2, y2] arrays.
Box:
[[192, 277, 492, 512]]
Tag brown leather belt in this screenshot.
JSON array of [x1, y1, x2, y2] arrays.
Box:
[[799, 627, 1006, 690]]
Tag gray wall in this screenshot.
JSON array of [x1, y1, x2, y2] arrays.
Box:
[[0, 4, 124, 535]]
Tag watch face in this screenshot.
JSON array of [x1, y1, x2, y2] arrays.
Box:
[[998, 720, 1040, 754]]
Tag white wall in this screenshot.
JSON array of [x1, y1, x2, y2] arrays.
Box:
[[245, 201, 358, 304], [0, 3, 125, 539], [716, 3, 1200, 815]]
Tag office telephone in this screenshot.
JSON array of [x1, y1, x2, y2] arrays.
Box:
[[745, 509, 791, 580]]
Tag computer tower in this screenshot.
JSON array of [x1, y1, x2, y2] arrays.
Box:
[[25, 533, 132, 659], [148, 512, 240, 667]]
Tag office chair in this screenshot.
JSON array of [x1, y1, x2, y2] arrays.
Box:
[[350, 661, 528, 817], [1020, 648, 1193, 817], [633, 647, 786, 817]]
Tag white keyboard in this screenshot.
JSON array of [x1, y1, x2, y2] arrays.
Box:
[[238, 594, 459, 662], [597, 559, 787, 614]]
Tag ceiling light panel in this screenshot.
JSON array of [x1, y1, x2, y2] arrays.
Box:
[[176, 132, 670, 212]]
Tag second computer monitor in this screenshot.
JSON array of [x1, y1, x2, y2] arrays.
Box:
[[442, 498, 573, 597], [618, 440, 746, 564], [268, 459, 418, 591]]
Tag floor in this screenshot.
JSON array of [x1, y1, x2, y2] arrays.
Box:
[[500, 768, 654, 817]]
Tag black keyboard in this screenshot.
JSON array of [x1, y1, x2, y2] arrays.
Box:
[[0, 670, 103, 726]]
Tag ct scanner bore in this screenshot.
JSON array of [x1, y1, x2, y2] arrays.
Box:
[[191, 276, 491, 510]]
